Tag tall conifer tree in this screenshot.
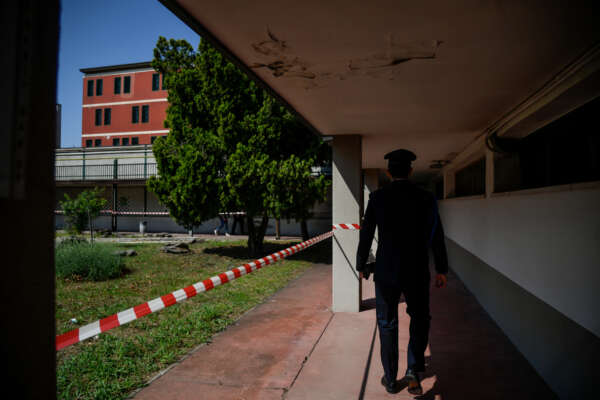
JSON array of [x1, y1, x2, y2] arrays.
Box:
[[149, 37, 330, 255]]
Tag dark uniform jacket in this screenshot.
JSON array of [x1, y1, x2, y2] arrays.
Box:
[[356, 179, 448, 286]]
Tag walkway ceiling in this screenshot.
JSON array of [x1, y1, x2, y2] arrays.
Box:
[[161, 0, 600, 178]]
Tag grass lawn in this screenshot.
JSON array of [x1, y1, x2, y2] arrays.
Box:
[[56, 238, 331, 400]]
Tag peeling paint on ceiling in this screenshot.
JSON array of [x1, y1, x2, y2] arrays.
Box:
[[250, 29, 441, 89], [250, 28, 315, 79], [348, 37, 441, 70]]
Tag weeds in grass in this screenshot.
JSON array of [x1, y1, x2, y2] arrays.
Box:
[[55, 242, 124, 281]]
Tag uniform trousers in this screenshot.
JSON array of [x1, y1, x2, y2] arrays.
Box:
[[375, 279, 431, 383]]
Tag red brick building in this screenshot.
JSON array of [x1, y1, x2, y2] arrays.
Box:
[[80, 62, 167, 147]]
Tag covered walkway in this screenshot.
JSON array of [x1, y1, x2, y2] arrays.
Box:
[[2, 2, 598, 398], [134, 262, 556, 399]]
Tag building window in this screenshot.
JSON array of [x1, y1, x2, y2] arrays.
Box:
[[152, 73, 160, 91], [142, 105, 149, 123], [85, 139, 92, 147], [455, 158, 485, 197], [112, 138, 120, 146], [95, 109, 102, 126], [124, 76, 131, 93], [87, 80, 94, 96], [114, 77, 121, 94], [94, 139, 101, 147], [95, 79, 103, 96], [104, 108, 111, 125], [132, 137, 139, 145], [132, 106, 139, 123], [494, 96, 600, 193], [122, 137, 130, 146], [151, 136, 157, 144]]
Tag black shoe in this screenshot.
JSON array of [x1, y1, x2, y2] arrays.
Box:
[[381, 375, 401, 394], [405, 368, 423, 395]]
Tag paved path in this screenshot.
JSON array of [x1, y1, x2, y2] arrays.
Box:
[[134, 263, 557, 399], [134, 263, 333, 400]]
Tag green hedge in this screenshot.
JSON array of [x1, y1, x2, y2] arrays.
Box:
[[56, 242, 124, 281]]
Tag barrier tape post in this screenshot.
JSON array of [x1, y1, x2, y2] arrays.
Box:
[[55, 230, 335, 350]]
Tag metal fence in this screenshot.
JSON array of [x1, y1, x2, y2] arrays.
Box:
[[56, 162, 330, 181], [55, 162, 158, 181]]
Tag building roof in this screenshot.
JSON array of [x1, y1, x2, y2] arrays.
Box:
[[80, 61, 153, 74]]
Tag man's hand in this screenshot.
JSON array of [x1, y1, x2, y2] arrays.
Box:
[[359, 272, 364, 280], [435, 273, 447, 289]]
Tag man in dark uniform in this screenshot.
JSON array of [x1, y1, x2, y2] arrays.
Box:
[[356, 149, 449, 395]]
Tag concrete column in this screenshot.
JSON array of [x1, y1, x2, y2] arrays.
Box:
[[443, 169, 455, 199], [332, 135, 362, 312], [363, 169, 379, 259]]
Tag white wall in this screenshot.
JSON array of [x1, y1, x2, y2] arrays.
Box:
[[55, 214, 332, 237], [439, 185, 600, 337]]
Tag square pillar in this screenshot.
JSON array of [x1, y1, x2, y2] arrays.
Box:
[[332, 135, 362, 312], [443, 169, 455, 199]]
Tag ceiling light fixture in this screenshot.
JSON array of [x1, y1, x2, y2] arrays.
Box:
[[429, 160, 450, 169]]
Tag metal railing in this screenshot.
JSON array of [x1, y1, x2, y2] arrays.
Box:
[[56, 162, 329, 181], [311, 165, 332, 176], [55, 162, 158, 181]]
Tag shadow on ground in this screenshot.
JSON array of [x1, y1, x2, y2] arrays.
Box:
[[203, 237, 332, 264], [412, 269, 558, 400]]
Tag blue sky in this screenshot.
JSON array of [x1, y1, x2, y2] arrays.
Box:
[[57, 0, 200, 147]]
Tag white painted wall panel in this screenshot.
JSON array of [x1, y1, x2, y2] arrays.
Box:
[[439, 186, 600, 337]]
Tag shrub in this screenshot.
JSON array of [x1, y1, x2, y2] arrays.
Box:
[[56, 236, 87, 249], [55, 242, 124, 281], [60, 188, 107, 237]]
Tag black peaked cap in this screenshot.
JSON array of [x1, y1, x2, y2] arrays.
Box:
[[384, 149, 416, 164]]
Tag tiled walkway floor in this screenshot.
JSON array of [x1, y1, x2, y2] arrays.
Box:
[[135, 263, 557, 399]]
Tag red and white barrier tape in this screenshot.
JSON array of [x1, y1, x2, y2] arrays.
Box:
[[109, 211, 170, 216], [54, 210, 170, 216], [332, 224, 360, 230], [56, 230, 334, 350]]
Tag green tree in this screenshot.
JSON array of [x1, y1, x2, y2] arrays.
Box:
[[148, 37, 330, 255], [60, 188, 107, 242]]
